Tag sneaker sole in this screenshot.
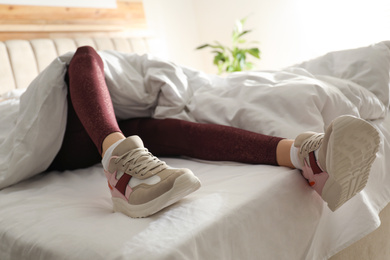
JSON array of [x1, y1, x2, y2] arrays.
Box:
[[321, 115, 380, 211], [112, 172, 201, 218]]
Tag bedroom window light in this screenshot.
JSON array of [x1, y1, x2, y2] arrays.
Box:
[[293, 0, 390, 61]]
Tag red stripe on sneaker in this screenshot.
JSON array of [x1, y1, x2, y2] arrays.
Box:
[[115, 174, 132, 196], [309, 151, 323, 174]]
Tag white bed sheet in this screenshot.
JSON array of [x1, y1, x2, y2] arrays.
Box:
[[0, 114, 389, 260]]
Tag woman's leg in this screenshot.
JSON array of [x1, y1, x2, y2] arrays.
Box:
[[49, 46, 200, 218], [48, 46, 380, 214], [50, 116, 293, 171], [66, 46, 125, 156], [276, 139, 295, 168], [116, 118, 380, 212], [48, 46, 124, 171], [117, 118, 290, 166], [47, 86, 102, 171], [49, 47, 290, 171]]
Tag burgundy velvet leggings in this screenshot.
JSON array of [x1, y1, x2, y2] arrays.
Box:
[[48, 46, 283, 171]]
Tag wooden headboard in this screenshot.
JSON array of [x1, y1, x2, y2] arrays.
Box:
[[0, 0, 161, 95], [0, 0, 148, 41]]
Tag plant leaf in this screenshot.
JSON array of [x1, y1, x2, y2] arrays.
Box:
[[237, 39, 247, 44], [240, 16, 248, 26], [245, 62, 254, 70], [237, 30, 251, 39], [213, 52, 228, 65], [196, 15, 261, 73], [195, 44, 210, 50], [247, 48, 260, 59]]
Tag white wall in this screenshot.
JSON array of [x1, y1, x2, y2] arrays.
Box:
[[143, 0, 390, 74], [142, 0, 204, 70]]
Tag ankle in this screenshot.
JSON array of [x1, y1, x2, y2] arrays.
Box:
[[289, 145, 301, 169], [101, 138, 125, 170], [102, 132, 126, 157], [276, 139, 295, 168]]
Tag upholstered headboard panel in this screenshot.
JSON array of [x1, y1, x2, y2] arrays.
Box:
[[0, 36, 159, 95]]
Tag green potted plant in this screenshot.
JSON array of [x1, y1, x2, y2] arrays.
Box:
[[196, 17, 261, 74]]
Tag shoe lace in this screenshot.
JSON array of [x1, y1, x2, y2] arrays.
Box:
[[115, 148, 167, 177], [299, 133, 324, 158]]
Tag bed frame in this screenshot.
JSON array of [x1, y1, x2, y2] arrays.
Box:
[[0, 2, 389, 259]]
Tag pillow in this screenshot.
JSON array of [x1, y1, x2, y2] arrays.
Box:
[[293, 41, 390, 107]]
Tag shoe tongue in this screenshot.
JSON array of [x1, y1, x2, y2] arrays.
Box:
[[113, 135, 144, 156]]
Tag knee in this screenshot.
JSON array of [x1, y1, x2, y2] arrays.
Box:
[[69, 46, 104, 70], [75, 46, 99, 56]]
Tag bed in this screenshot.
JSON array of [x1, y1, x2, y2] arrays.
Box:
[[1, 34, 390, 260]]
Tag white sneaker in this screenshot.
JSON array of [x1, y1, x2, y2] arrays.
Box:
[[104, 135, 201, 218], [294, 115, 380, 211]]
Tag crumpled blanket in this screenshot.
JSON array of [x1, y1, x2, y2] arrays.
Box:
[[0, 42, 388, 189]]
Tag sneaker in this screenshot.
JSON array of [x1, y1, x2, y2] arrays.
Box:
[[104, 135, 201, 218], [294, 115, 380, 211]]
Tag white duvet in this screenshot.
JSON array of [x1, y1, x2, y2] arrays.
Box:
[[1, 41, 390, 259]]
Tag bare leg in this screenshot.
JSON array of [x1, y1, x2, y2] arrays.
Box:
[[276, 139, 295, 168], [102, 132, 125, 157]]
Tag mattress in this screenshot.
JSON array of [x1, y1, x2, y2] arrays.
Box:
[[0, 111, 390, 260]]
